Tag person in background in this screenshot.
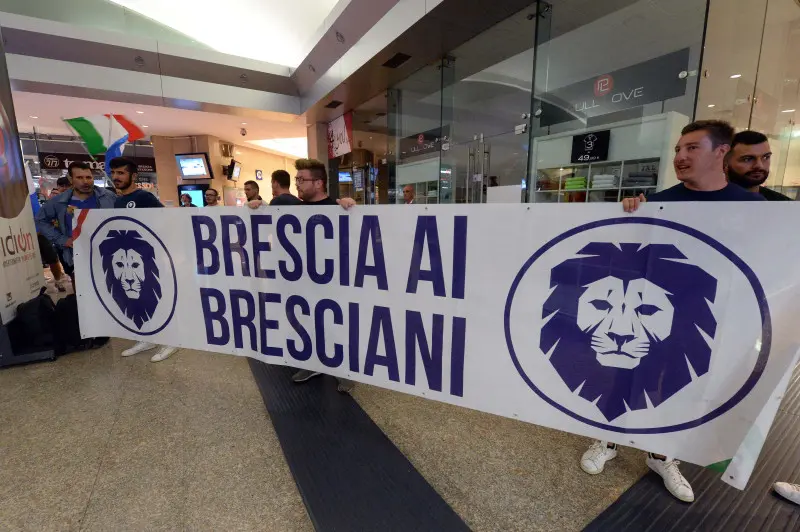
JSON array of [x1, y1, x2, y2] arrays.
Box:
[[30, 180, 69, 293], [50, 177, 71, 198], [243, 180, 262, 202], [582, 120, 764, 506], [205, 188, 220, 206], [727, 130, 793, 201], [248, 158, 356, 391], [269, 169, 301, 205], [180, 193, 196, 207], [108, 157, 177, 363], [35, 162, 117, 285], [403, 184, 416, 204]]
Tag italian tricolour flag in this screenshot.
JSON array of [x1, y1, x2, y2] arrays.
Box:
[[63, 114, 146, 174]]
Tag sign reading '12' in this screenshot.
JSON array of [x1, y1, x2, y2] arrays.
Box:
[[571, 129, 610, 164]]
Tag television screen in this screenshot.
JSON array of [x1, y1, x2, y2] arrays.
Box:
[[176, 153, 213, 179], [227, 159, 242, 181], [178, 184, 209, 207], [338, 171, 352, 183]]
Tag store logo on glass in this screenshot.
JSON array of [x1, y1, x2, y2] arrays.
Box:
[[594, 74, 614, 97], [504, 218, 771, 434], [89, 216, 178, 336]]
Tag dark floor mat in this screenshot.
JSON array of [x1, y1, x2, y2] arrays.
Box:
[[585, 372, 800, 532], [248, 361, 471, 532]]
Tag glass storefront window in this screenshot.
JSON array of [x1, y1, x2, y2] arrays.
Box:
[[383, 0, 710, 204], [529, 0, 707, 203]]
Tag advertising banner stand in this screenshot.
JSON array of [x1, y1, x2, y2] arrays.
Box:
[[0, 25, 48, 367]]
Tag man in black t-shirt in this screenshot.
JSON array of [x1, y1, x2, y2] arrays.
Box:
[[249, 158, 355, 391], [727, 130, 793, 201], [586, 121, 766, 505], [269, 169, 302, 206], [109, 157, 178, 363]]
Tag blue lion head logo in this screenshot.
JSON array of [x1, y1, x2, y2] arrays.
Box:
[[541, 242, 718, 421], [98, 230, 162, 330]]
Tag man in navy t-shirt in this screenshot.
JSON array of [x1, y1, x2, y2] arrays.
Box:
[[582, 120, 764, 506], [110, 157, 163, 209], [108, 157, 177, 363], [622, 120, 765, 210]]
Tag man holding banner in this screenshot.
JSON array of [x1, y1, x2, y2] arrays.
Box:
[[108, 157, 178, 363], [580, 120, 763, 503], [249, 158, 356, 390]]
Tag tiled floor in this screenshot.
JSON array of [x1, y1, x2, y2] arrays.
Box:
[[0, 340, 311, 532], [352, 386, 649, 532]]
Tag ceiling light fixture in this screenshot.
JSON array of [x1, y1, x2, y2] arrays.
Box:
[[782, 109, 796, 113], [29, 115, 38, 119], [142, 125, 149, 128], [708, 104, 715, 108], [241, 122, 247, 125], [136, 110, 144, 114], [730, 74, 742, 79]]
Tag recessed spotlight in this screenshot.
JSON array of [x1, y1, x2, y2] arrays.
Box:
[[142, 125, 149, 128], [29, 115, 38, 119], [241, 122, 247, 125], [236, 151, 241, 154], [782, 109, 796, 113], [136, 110, 144, 114], [708, 104, 716, 108], [730, 74, 742, 79]]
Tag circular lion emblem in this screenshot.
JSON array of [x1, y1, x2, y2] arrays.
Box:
[[90, 217, 177, 335], [505, 218, 770, 434]]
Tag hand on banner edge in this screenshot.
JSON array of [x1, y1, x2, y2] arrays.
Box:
[[622, 193, 646, 213], [337, 197, 356, 210], [247, 199, 266, 209]]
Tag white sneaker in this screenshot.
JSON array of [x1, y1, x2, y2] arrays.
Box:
[[150, 346, 178, 362], [121, 341, 157, 357], [581, 440, 618, 475], [774, 482, 800, 505], [647, 455, 694, 502]]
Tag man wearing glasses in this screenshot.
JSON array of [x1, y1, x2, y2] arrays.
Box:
[[205, 188, 220, 206], [248, 158, 356, 391]]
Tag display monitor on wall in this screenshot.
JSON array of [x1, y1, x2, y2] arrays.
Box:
[[178, 184, 209, 207], [175, 153, 213, 179], [227, 159, 242, 181], [338, 171, 353, 183]]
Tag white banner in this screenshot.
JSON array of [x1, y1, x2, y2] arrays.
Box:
[[74, 204, 800, 481]]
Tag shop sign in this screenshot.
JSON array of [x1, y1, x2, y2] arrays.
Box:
[[570, 130, 610, 163], [537, 48, 691, 126], [328, 112, 354, 158], [37, 152, 157, 174], [399, 126, 450, 160]]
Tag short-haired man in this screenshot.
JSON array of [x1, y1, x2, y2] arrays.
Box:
[[108, 157, 177, 362], [36, 161, 117, 284], [583, 120, 765, 504], [727, 130, 793, 201], [248, 158, 356, 390], [111, 158, 162, 208], [403, 184, 416, 204], [243, 180, 261, 202], [270, 169, 301, 205], [205, 188, 220, 206]]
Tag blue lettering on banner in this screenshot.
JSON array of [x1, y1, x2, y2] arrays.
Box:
[[191, 213, 470, 397], [251, 215, 276, 279]]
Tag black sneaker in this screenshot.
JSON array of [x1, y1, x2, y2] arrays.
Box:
[[292, 369, 322, 383]]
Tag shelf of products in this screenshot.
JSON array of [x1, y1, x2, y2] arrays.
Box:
[[533, 158, 660, 203]]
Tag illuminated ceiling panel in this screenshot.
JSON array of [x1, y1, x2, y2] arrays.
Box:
[[109, 0, 340, 66]]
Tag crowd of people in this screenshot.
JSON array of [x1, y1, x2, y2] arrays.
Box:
[[30, 121, 800, 506]]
